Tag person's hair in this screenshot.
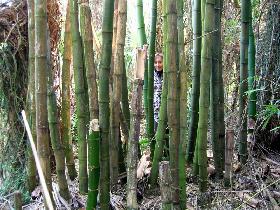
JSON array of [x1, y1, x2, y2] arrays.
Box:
[[155, 53, 163, 59]]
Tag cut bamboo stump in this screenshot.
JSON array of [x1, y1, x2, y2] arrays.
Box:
[[224, 129, 234, 187], [159, 161, 173, 210], [14, 191, 22, 210]]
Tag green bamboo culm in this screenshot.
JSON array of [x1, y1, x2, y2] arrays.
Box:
[[149, 0, 168, 186], [187, 0, 201, 165], [210, 0, 224, 178], [217, 0, 225, 172], [201, 0, 206, 30], [86, 119, 100, 210], [177, 0, 187, 207], [79, 0, 100, 196], [70, 0, 89, 194], [99, 0, 115, 208], [239, 0, 250, 164], [248, 0, 256, 139], [147, 0, 157, 159], [197, 0, 215, 192], [47, 37, 70, 200], [191, 0, 202, 176], [136, 0, 147, 46], [166, 0, 180, 205], [136, 0, 148, 134], [111, 0, 127, 187], [61, 0, 77, 181], [26, 0, 37, 192], [34, 0, 53, 201]]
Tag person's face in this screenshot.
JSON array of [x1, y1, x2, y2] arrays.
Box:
[[154, 56, 163, 72]]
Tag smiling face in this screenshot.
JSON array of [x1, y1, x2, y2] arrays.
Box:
[[154, 55, 163, 72]]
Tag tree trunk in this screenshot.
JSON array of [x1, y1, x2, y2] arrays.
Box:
[[61, 0, 77, 181], [70, 0, 89, 194], [99, 0, 115, 208]]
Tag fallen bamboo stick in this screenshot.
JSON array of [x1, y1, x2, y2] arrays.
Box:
[[21, 110, 54, 210]]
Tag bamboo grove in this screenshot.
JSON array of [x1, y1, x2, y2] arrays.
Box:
[[18, 0, 262, 208]]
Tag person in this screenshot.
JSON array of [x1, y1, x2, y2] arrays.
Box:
[[153, 53, 163, 131]]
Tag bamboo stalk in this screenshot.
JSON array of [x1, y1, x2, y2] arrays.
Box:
[[110, 0, 127, 187], [22, 110, 54, 210], [136, 0, 148, 134], [99, 0, 115, 207], [61, 0, 77, 180], [86, 119, 100, 210], [239, 0, 250, 164], [224, 129, 234, 187], [177, 0, 187, 207], [197, 0, 215, 192], [70, 0, 90, 193], [127, 79, 143, 210], [187, 0, 201, 165], [26, 0, 37, 192], [159, 161, 173, 210], [14, 191, 22, 210], [166, 0, 180, 204], [147, 0, 157, 158], [34, 0, 53, 201], [127, 48, 146, 210], [150, 0, 168, 186]]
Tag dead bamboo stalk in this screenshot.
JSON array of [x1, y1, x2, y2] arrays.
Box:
[[126, 47, 146, 210], [21, 110, 54, 210], [224, 129, 234, 187]]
